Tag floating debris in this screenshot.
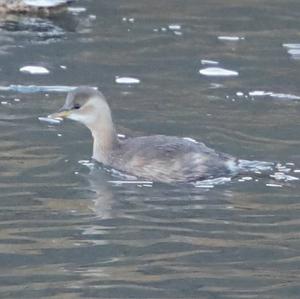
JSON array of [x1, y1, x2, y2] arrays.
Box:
[[20, 66, 50, 75], [199, 67, 239, 77]]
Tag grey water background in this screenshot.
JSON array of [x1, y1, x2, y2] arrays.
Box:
[[0, 0, 300, 298]]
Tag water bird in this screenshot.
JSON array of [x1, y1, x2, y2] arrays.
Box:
[[0, 0, 74, 14], [49, 87, 272, 184]]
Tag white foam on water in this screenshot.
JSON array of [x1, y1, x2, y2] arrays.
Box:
[[168, 24, 181, 30], [199, 67, 239, 77], [173, 31, 183, 36], [109, 180, 153, 186], [193, 177, 231, 188], [249, 90, 300, 100], [115, 77, 141, 84], [282, 43, 300, 49], [201, 60, 219, 65], [24, 0, 71, 7], [38, 117, 62, 124], [183, 137, 198, 144], [218, 36, 244, 41], [68, 7, 87, 13], [266, 183, 282, 188], [282, 44, 300, 59], [270, 172, 299, 182], [20, 66, 50, 75], [117, 134, 126, 139]]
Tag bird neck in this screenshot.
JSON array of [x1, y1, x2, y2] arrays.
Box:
[[89, 116, 118, 164]]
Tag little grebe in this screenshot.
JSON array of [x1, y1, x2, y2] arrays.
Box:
[[49, 87, 248, 183]]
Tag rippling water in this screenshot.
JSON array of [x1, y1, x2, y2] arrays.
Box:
[[0, 1, 300, 298]]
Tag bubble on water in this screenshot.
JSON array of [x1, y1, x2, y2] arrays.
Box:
[[199, 67, 239, 77], [20, 66, 50, 75]]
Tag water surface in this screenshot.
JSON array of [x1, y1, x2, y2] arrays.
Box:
[[0, 1, 300, 298]]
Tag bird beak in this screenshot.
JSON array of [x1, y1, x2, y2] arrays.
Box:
[[48, 109, 71, 120]]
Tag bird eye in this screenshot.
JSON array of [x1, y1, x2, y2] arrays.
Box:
[[73, 103, 81, 109]]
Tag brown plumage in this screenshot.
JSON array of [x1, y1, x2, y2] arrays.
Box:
[[49, 87, 240, 183]]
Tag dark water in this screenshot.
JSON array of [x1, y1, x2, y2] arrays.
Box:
[[0, 1, 300, 298]]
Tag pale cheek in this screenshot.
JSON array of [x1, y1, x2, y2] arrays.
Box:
[[68, 112, 96, 125]]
